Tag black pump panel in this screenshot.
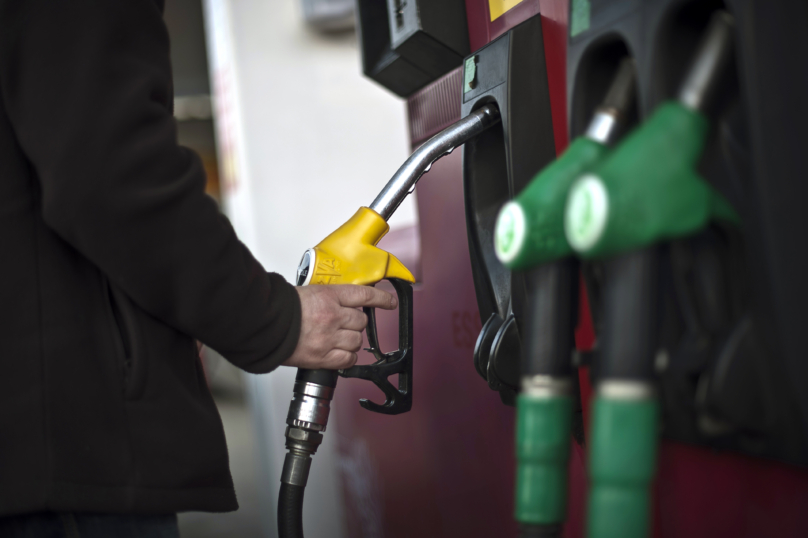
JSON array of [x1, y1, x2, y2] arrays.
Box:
[[356, 0, 469, 98], [461, 15, 556, 405], [387, 0, 469, 80]]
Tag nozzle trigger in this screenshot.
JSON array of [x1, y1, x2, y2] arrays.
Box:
[[339, 278, 413, 415]]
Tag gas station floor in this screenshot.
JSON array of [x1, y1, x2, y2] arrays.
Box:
[[178, 354, 264, 538]]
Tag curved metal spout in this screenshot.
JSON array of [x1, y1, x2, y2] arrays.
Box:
[[369, 103, 501, 220]]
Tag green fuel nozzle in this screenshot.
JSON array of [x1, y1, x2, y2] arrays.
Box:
[[565, 11, 740, 260], [581, 11, 737, 538], [494, 58, 638, 269], [507, 59, 638, 538]]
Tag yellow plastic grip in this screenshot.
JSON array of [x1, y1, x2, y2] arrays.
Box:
[[309, 207, 415, 286]]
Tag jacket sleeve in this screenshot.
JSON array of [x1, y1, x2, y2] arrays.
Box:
[[0, 0, 300, 373]]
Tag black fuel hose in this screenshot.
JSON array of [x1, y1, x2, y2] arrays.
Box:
[[278, 368, 338, 538], [598, 249, 659, 382], [523, 260, 579, 378], [278, 483, 306, 538]]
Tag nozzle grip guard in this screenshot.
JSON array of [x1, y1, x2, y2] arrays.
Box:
[[339, 278, 413, 415]]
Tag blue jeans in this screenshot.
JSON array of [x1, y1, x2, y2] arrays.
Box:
[[0, 513, 179, 538]]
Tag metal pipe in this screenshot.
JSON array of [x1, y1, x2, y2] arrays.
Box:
[[369, 104, 501, 220], [585, 58, 637, 145], [678, 11, 736, 113]]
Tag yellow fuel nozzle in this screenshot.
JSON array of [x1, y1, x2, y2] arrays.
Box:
[[296, 207, 415, 287]]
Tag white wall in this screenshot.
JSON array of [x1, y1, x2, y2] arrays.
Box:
[[203, 1, 414, 536]]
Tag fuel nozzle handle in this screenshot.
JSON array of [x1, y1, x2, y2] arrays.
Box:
[[565, 10, 739, 261], [370, 104, 500, 220]]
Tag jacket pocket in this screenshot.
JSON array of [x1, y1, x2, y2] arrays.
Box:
[[104, 279, 148, 400]]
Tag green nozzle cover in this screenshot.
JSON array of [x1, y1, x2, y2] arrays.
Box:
[[587, 396, 659, 538], [515, 393, 574, 525], [565, 102, 740, 259], [495, 137, 609, 269]]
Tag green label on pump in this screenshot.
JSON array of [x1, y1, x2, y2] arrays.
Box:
[[570, 0, 591, 37], [464, 56, 478, 93]]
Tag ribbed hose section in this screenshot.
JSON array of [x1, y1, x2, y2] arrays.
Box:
[[520, 523, 564, 537], [278, 483, 306, 538]]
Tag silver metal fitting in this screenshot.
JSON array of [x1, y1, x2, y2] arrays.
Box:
[[281, 427, 324, 486], [585, 57, 637, 145], [281, 452, 313, 487], [285, 382, 335, 432], [598, 380, 655, 400], [521, 375, 572, 398], [678, 11, 736, 113], [285, 426, 324, 444], [293, 381, 335, 400], [585, 110, 621, 145]]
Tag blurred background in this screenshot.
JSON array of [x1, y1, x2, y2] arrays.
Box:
[[164, 0, 415, 536]]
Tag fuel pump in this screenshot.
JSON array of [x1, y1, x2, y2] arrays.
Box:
[[562, 12, 738, 538], [493, 59, 637, 538], [277, 104, 500, 538]]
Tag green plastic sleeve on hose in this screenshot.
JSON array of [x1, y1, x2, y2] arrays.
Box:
[[565, 101, 741, 260], [515, 393, 574, 525], [587, 396, 660, 538], [495, 137, 609, 269]]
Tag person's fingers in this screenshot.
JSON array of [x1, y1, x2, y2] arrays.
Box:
[[333, 285, 397, 310], [333, 329, 364, 353], [322, 348, 358, 370], [340, 308, 368, 331]]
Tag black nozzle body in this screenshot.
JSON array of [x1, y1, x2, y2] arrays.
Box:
[[296, 368, 338, 388], [523, 260, 579, 378]]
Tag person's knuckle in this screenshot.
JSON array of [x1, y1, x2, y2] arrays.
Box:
[[331, 350, 349, 368], [342, 352, 358, 369], [351, 331, 363, 351]]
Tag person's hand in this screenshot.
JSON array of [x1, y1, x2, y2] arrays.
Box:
[[283, 284, 398, 370]]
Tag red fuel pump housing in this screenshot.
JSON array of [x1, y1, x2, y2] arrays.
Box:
[[336, 1, 808, 537]]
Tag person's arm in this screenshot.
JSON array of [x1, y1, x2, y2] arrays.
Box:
[[0, 0, 392, 372]]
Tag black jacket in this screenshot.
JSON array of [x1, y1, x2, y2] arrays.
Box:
[[0, 0, 301, 515]]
